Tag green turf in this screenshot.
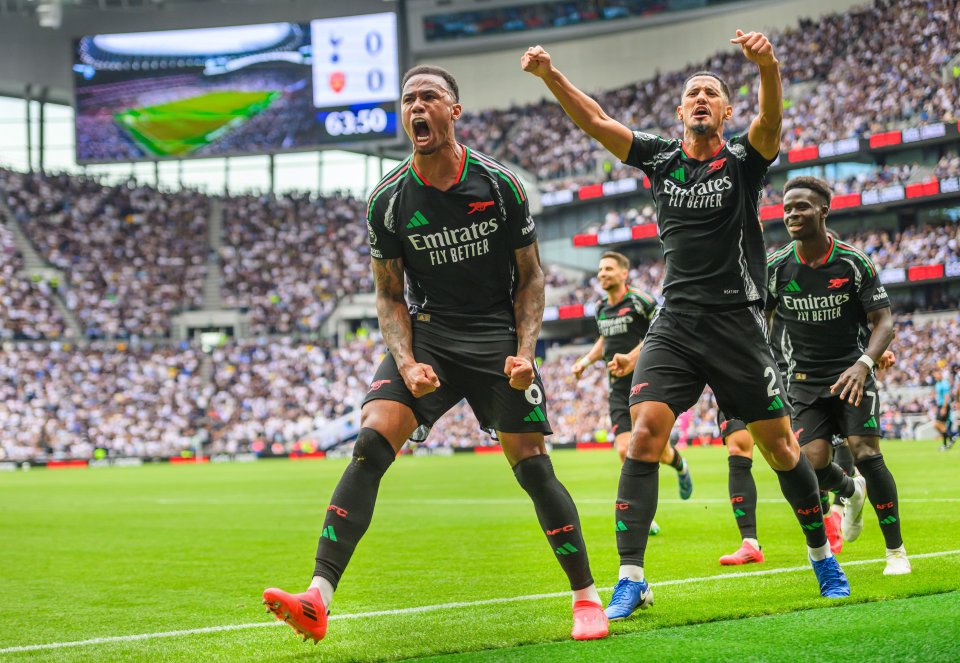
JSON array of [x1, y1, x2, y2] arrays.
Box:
[[420, 591, 960, 661], [114, 90, 280, 157], [1, 441, 958, 661]]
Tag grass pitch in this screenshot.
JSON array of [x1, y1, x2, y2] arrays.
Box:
[[114, 90, 280, 157], [1, 441, 958, 661]]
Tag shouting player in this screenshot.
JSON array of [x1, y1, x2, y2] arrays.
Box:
[[263, 65, 609, 643], [523, 30, 849, 619], [572, 251, 694, 537], [767, 176, 909, 575]]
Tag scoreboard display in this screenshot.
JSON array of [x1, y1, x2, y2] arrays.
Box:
[[311, 12, 399, 141], [72, 13, 400, 164]]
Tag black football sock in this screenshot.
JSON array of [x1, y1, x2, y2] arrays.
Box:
[[314, 428, 396, 588], [616, 458, 659, 568], [856, 454, 903, 549], [815, 462, 855, 499], [820, 491, 831, 515], [832, 444, 855, 506], [775, 454, 828, 549], [727, 456, 758, 540], [513, 455, 594, 590], [669, 447, 685, 471]]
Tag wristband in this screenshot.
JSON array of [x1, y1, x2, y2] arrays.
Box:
[[856, 354, 875, 370]]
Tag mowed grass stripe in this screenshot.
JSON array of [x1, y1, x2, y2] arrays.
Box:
[[1, 442, 956, 661], [420, 591, 960, 662], [3, 548, 958, 655], [115, 90, 279, 157]]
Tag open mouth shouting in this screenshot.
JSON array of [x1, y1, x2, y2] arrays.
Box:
[[412, 117, 432, 146], [692, 105, 710, 121]]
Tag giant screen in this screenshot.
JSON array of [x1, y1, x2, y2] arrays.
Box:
[[73, 13, 399, 163]]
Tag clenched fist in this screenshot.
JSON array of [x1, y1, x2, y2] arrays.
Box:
[[504, 355, 536, 390], [521, 45, 554, 78], [730, 30, 778, 67]]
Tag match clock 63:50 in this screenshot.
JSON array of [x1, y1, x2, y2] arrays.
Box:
[[317, 102, 398, 140]]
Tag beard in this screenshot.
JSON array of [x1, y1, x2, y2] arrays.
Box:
[[690, 120, 710, 135]]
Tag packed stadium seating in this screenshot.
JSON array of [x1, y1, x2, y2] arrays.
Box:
[[1, 169, 208, 338], [2, 310, 956, 461], [1, 0, 959, 461], [461, 0, 959, 185], [218, 192, 373, 334], [0, 224, 70, 340]]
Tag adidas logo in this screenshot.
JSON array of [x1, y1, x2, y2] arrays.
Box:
[[524, 405, 546, 422], [767, 395, 784, 411], [554, 542, 579, 556], [782, 279, 801, 293], [406, 211, 429, 229], [321, 525, 337, 541], [668, 167, 686, 183], [864, 417, 878, 429], [733, 508, 746, 518], [880, 515, 897, 525], [801, 521, 823, 531], [615, 520, 628, 532]]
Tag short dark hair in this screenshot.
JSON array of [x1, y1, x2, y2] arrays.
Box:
[[600, 251, 630, 270], [682, 71, 731, 102], [402, 65, 459, 102], [784, 176, 833, 207]]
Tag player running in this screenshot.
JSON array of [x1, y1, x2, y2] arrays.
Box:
[[934, 369, 956, 451], [263, 65, 609, 643], [571, 251, 695, 537], [523, 30, 850, 618], [767, 176, 909, 575]]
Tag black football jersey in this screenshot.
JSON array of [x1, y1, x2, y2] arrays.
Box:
[[766, 238, 889, 389], [623, 132, 773, 310], [366, 146, 536, 338], [594, 287, 658, 379]]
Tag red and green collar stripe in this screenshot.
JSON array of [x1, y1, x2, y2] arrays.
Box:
[[793, 235, 836, 265], [409, 145, 471, 187]]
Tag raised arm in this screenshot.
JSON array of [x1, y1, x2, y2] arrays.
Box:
[[521, 45, 634, 162], [504, 242, 545, 390], [373, 257, 439, 397], [731, 30, 782, 160]]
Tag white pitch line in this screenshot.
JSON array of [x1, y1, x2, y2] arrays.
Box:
[[2, 549, 959, 655], [148, 497, 960, 506]]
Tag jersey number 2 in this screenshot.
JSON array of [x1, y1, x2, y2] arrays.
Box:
[[764, 366, 781, 397]]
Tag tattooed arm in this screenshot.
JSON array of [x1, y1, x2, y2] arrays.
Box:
[[373, 257, 439, 397], [504, 242, 545, 390]]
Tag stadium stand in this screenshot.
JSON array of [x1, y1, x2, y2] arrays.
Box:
[[0, 224, 70, 340], [2, 309, 956, 462], [1, 169, 207, 338], [218, 192, 372, 334], [460, 0, 960, 185]]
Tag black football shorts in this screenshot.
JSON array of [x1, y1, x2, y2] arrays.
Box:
[[362, 325, 552, 439]]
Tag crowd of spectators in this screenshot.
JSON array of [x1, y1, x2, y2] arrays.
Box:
[[1, 169, 208, 338], [580, 165, 928, 233], [542, 219, 959, 310], [0, 342, 207, 461], [461, 0, 959, 185], [205, 336, 377, 454], [0, 225, 69, 340], [4, 312, 955, 461], [218, 192, 373, 334], [423, 0, 734, 42]]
